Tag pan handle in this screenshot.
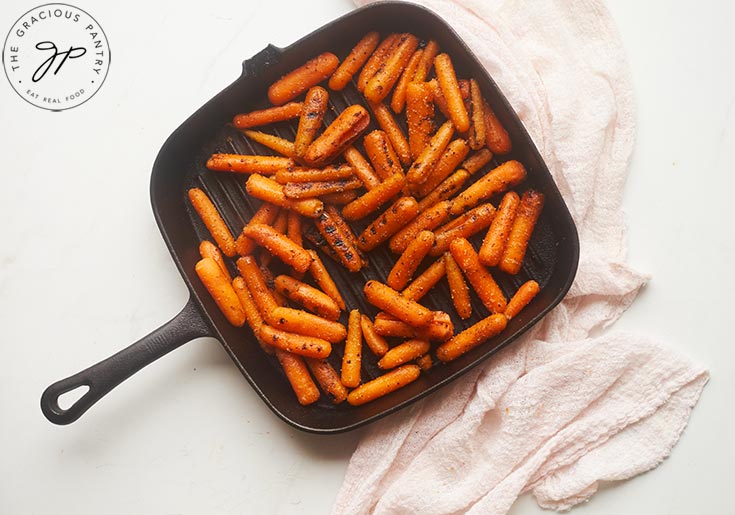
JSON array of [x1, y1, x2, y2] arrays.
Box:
[[40, 297, 213, 425]]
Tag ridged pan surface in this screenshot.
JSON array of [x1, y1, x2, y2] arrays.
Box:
[[151, 2, 579, 433]]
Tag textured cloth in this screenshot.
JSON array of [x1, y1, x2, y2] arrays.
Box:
[[332, 0, 709, 513]]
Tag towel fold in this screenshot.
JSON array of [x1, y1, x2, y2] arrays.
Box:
[[332, 0, 709, 513]]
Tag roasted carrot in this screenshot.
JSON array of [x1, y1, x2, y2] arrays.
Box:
[[462, 148, 493, 175], [341, 309, 363, 388], [283, 177, 363, 199], [370, 102, 412, 165], [275, 350, 320, 405], [431, 203, 496, 256], [436, 313, 507, 362], [343, 145, 381, 190], [240, 223, 312, 273], [400, 257, 446, 302], [484, 99, 512, 155], [434, 53, 470, 132], [206, 154, 293, 175], [363, 280, 432, 328], [286, 211, 302, 247], [347, 365, 421, 406], [373, 311, 454, 342], [195, 258, 246, 327], [342, 173, 406, 221], [199, 240, 232, 283], [274, 274, 341, 321], [233, 102, 303, 129], [499, 190, 545, 275], [389, 200, 451, 253], [363, 130, 404, 180], [242, 130, 296, 158], [268, 52, 339, 106], [303, 104, 370, 167], [232, 276, 272, 354], [259, 325, 332, 359], [504, 280, 540, 319], [364, 33, 420, 104], [305, 358, 348, 404], [479, 191, 520, 266], [378, 339, 430, 370], [416, 169, 471, 212], [329, 31, 381, 91], [356, 196, 420, 252], [307, 250, 346, 310], [449, 238, 507, 314], [188, 188, 236, 257], [357, 33, 400, 92], [413, 40, 439, 82], [313, 208, 364, 273], [245, 174, 324, 218], [236, 255, 279, 315], [406, 120, 455, 187], [468, 79, 487, 150], [444, 252, 472, 319], [450, 160, 527, 215], [294, 86, 329, 158], [320, 190, 359, 205], [267, 306, 346, 343], [360, 314, 390, 357], [405, 81, 436, 161], [416, 138, 470, 197], [428, 78, 472, 120], [390, 48, 423, 113], [387, 230, 435, 290], [275, 165, 353, 184], [416, 353, 433, 372], [235, 202, 280, 256]]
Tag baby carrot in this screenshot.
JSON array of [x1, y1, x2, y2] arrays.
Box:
[[449, 238, 507, 314], [436, 313, 508, 362], [233, 102, 302, 129], [283, 177, 363, 199], [343, 145, 381, 190], [294, 86, 329, 158], [240, 223, 313, 273], [275, 350, 320, 405], [387, 230, 435, 290], [413, 40, 439, 82], [341, 309, 363, 388], [268, 52, 339, 105], [206, 154, 293, 175], [360, 314, 390, 357], [504, 280, 540, 319], [274, 274, 341, 321], [307, 250, 346, 310], [242, 130, 296, 158], [259, 325, 332, 359], [329, 31, 381, 91], [235, 202, 280, 256], [363, 130, 404, 180], [364, 33, 419, 104], [444, 252, 472, 319], [357, 33, 400, 92], [369, 101, 412, 165], [188, 188, 236, 257], [378, 339, 430, 370], [434, 53, 470, 132], [405, 81, 436, 161], [406, 120, 455, 187], [468, 79, 486, 150], [389, 48, 423, 113], [275, 165, 353, 184], [431, 203, 496, 256], [347, 365, 421, 406], [305, 358, 348, 404], [195, 258, 246, 327], [499, 190, 545, 275], [363, 280, 433, 328], [389, 200, 451, 254], [400, 257, 446, 302], [245, 174, 324, 218], [462, 148, 493, 175], [303, 104, 370, 167], [416, 138, 470, 197], [342, 173, 406, 221], [199, 240, 232, 283], [267, 306, 346, 343], [479, 191, 520, 266], [416, 169, 470, 212], [450, 160, 526, 215], [355, 196, 420, 252], [484, 99, 512, 155]]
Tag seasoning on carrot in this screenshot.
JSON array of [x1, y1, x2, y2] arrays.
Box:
[[450, 160, 527, 215], [499, 190, 544, 275], [233, 102, 303, 129], [444, 252, 472, 319], [274, 274, 341, 321], [275, 350, 321, 405], [341, 310, 363, 388], [479, 191, 520, 266], [363, 280, 433, 328], [329, 31, 381, 91], [378, 339, 430, 370], [206, 154, 293, 175], [436, 313, 508, 362], [188, 188, 236, 257], [303, 104, 370, 167], [342, 173, 406, 221], [195, 258, 246, 327], [449, 238, 507, 314], [305, 358, 348, 404], [434, 53, 470, 132], [504, 280, 540, 319], [240, 223, 313, 273], [405, 81, 436, 161], [267, 52, 339, 106], [369, 101, 412, 165], [245, 174, 324, 218], [355, 196, 420, 252], [386, 230, 435, 290], [360, 314, 390, 357], [347, 365, 421, 406]]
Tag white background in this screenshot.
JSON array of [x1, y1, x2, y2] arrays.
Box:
[[1, 1, 733, 513]]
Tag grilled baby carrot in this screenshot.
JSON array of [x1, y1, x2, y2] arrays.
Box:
[[341, 309, 363, 388], [504, 280, 540, 319], [444, 252, 472, 319], [390, 48, 423, 113], [240, 223, 313, 273], [405, 81, 436, 161], [363, 130, 404, 180], [343, 145, 381, 190], [468, 79, 487, 150], [188, 188, 236, 257], [275, 165, 353, 184], [307, 250, 345, 310], [199, 240, 232, 283], [245, 174, 324, 218], [342, 173, 406, 221], [499, 190, 545, 275], [283, 177, 363, 199], [303, 104, 370, 167], [400, 257, 446, 302], [347, 365, 421, 406], [389, 200, 451, 253], [360, 314, 390, 357], [195, 258, 246, 327], [484, 99, 512, 155], [378, 339, 430, 370], [294, 86, 329, 158], [206, 154, 293, 175], [416, 138, 470, 197], [450, 160, 526, 215], [370, 101, 412, 165], [268, 52, 339, 105], [233, 102, 302, 129], [364, 33, 419, 104], [462, 148, 493, 175], [275, 350, 320, 405], [363, 280, 433, 328], [235, 202, 280, 256], [436, 313, 507, 362], [387, 230, 435, 290], [242, 130, 296, 158], [431, 203, 496, 256], [329, 31, 381, 91], [259, 325, 332, 359], [406, 120, 455, 187], [305, 358, 348, 404], [357, 33, 400, 92], [449, 238, 507, 314], [355, 196, 420, 252], [434, 53, 470, 132], [267, 306, 346, 343], [416, 169, 471, 212], [274, 274, 341, 321], [479, 191, 520, 266]]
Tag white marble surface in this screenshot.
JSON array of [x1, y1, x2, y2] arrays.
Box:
[[0, 0, 732, 513]]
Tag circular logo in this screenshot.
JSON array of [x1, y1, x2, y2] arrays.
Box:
[[2, 3, 110, 111]]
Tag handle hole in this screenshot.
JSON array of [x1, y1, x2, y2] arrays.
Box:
[[58, 385, 90, 410]]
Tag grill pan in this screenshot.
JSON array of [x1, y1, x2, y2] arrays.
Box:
[[41, 1, 579, 433]]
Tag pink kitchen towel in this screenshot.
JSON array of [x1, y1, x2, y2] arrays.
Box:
[[332, 0, 709, 513]]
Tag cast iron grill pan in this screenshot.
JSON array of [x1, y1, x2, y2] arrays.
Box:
[[41, 1, 579, 433]]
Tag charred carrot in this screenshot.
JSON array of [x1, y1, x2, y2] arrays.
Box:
[[499, 190, 544, 275], [431, 203, 496, 255], [274, 274, 341, 321], [436, 313, 507, 362], [341, 309, 363, 388], [462, 148, 493, 175], [235, 202, 280, 256], [314, 207, 364, 273], [343, 145, 381, 190], [245, 174, 324, 218], [303, 104, 370, 167], [329, 31, 381, 91], [357, 33, 400, 92], [305, 358, 348, 404], [416, 169, 471, 212], [449, 238, 507, 314], [434, 54, 470, 132], [294, 86, 329, 158], [240, 223, 312, 273], [320, 190, 359, 205], [360, 314, 390, 357], [370, 102, 412, 165], [416, 138, 470, 197], [355, 196, 420, 252], [413, 40, 439, 82], [275, 165, 353, 184], [387, 230, 435, 290], [188, 188, 236, 257], [363, 130, 404, 180], [259, 324, 332, 359], [283, 177, 363, 199], [364, 33, 420, 104], [242, 130, 296, 158], [484, 99, 512, 155], [479, 191, 520, 266], [389, 200, 451, 254], [378, 339, 430, 370], [450, 160, 527, 215], [233, 102, 303, 129], [275, 350, 320, 405], [342, 173, 406, 221], [363, 280, 432, 328], [373, 312, 454, 342], [468, 79, 487, 150], [206, 154, 293, 175], [195, 258, 246, 327], [401, 257, 446, 302], [268, 52, 339, 106], [444, 252, 472, 319], [346, 365, 421, 406]]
